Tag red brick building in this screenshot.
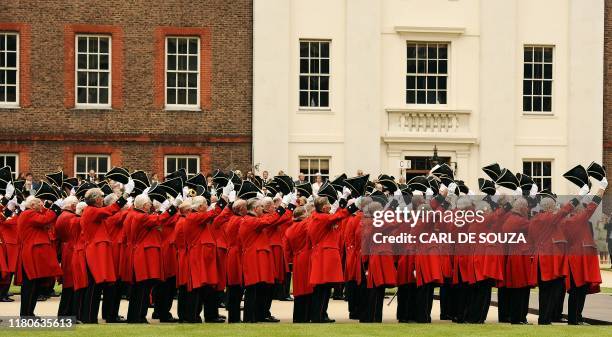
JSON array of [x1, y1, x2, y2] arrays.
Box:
[[0, 1, 252, 181]]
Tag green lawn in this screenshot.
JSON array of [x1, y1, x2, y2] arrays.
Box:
[[0, 323, 611, 337]]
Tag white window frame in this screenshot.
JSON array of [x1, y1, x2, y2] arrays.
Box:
[[0, 153, 19, 178], [164, 36, 200, 111], [164, 155, 200, 178], [74, 154, 111, 180], [299, 39, 331, 110], [0, 32, 19, 108], [522, 45, 554, 114], [522, 160, 553, 191], [299, 156, 330, 183], [74, 34, 112, 109], [406, 41, 449, 106]]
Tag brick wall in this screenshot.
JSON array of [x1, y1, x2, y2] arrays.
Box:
[[0, 0, 252, 178]]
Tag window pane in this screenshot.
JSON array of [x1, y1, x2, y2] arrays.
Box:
[[76, 157, 86, 172], [309, 76, 318, 90], [5, 155, 15, 170], [320, 76, 329, 91], [543, 161, 551, 176], [167, 38, 176, 54], [427, 91, 436, 104], [78, 37, 87, 53], [406, 76, 415, 90], [438, 60, 447, 74], [188, 39, 198, 54], [320, 42, 329, 58], [100, 55, 109, 70], [310, 42, 319, 57], [167, 88, 176, 104], [188, 158, 198, 173], [533, 64, 542, 79], [438, 46, 447, 59], [177, 73, 186, 87], [78, 54, 87, 69], [99, 88, 108, 104], [543, 80, 552, 95], [533, 162, 542, 176], [177, 89, 187, 104], [542, 96, 551, 112], [100, 38, 109, 53], [178, 158, 187, 169], [320, 59, 329, 74], [427, 76, 436, 90], [542, 178, 551, 191], [417, 90, 426, 104], [524, 47, 533, 62], [0, 87, 5, 101], [299, 91, 308, 106], [88, 54, 98, 69], [88, 88, 97, 103], [427, 46, 437, 59], [437, 91, 447, 104], [407, 59, 416, 73], [188, 56, 197, 71], [77, 87, 87, 103], [98, 157, 108, 172], [6, 52, 16, 68], [100, 72, 109, 87], [428, 60, 437, 73], [310, 59, 319, 73], [438, 77, 447, 90], [407, 45, 416, 58], [534, 48, 542, 62], [523, 162, 531, 175], [320, 91, 329, 107], [88, 38, 98, 53], [6, 70, 16, 85], [524, 64, 532, 79], [178, 55, 187, 70], [543, 48, 553, 63], [300, 60, 308, 73], [188, 73, 197, 88], [168, 55, 176, 70], [417, 60, 426, 73], [6, 86, 15, 102], [407, 90, 416, 104], [544, 64, 552, 79], [300, 42, 308, 57], [309, 91, 319, 106], [523, 80, 531, 95], [533, 81, 541, 95], [523, 96, 531, 111], [417, 76, 425, 90], [188, 89, 197, 105], [178, 39, 187, 53], [532, 96, 542, 111], [87, 157, 97, 171], [88, 72, 98, 86], [167, 158, 176, 173]]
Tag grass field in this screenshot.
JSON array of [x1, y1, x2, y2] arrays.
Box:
[[0, 322, 611, 337]]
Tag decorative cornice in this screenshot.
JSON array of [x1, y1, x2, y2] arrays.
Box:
[[386, 108, 471, 115], [393, 26, 466, 35], [0, 133, 251, 144]]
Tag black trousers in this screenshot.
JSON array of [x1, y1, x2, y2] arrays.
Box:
[[263, 283, 274, 318], [127, 279, 157, 323], [538, 276, 564, 324], [283, 272, 292, 298], [293, 294, 312, 322], [552, 282, 565, 321], [568, 273, 588, 324], [152, 276, 176, 321], [20, 268, 41, 317], [396, 283, 417, 322], [466, 280, 492, 323], [81, 267, 105, 323], [507, 287, 530, 324], [0, 273, 12, 298], [226, 285, 243, 323], [310, 284, 332, 322], [439, 281, 452, 320], [331, 283, 344, 299], [200, 285, 220, 321], [73, 288, 85, 321], [58, 287, 75, 317], [102, 282, 122, 321], [497, 287, 511, 322], [243, 282, 270, 323], [360, 286, 385, 323], [178, 285, 202, 323], [415, 283, 435, 323], [345, 280, 360, 319]]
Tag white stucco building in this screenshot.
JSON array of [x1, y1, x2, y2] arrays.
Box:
[[252, 0, 603, 194]]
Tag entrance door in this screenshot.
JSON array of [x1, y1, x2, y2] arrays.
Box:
[[404, 156, 451, 181]]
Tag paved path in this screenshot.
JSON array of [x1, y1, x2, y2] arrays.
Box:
[[600, 269, 612, 287]]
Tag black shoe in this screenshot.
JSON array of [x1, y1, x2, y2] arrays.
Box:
[[205, 317, 225, 323], [278, 296, 294, 301], [36, 295, 48, 301], [578, 322, 590, 326], [262, 316, 280, 323], [49, 292, 61, 297], [0, 297, 14, 302], [440, 314, 452, 320], [322, 318, 335, 323], [152, 312, 159, 319], [218, 315, 227, 320], [106, 318, 128, 323]]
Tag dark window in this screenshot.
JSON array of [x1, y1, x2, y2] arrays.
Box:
[[406, 42, 448, 104], [523, 46, 553, 113], [299, 40, 330, 108]]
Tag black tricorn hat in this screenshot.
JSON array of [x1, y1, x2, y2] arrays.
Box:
[[399, 183, 412, 196], [13, 180, 25, 194], [344, 174, 370, 198], [0, 166, 12, 193], [237, 180, 263, 199], [407, 176, 429, 193], [212, 169, 230, 187], [563, 165, 590, 188], [98, 181, 113, 196], [478, 178, 496, 196], [105, 167, 130, 184], [438, 174, 454, 187], [496, 168, 520, 190], [63, 177, 79, 190], [455, 180, 469, 195], [185, 173, 206, 189], [317, 181, 339, 204], [274, 175, 295, 195], [431, 163, 454, 180], [426, 175, 440, 195], [45, 171, 65, 187], [148, 182, 169, 203], [165, 168, 187, 184], [516, 173, 535, 194], [264, 181, 280, 197], [160, 177, 183, 198], [587, 162, 606, 181], [75, 181, 97, 199], [537, 189, 557, 202], [330, 174, 347, 193], [368, 190, 388, 206], [296, 182, 312, 198], [130, 170, 151, 195], [482, 163, 503, 182], [34, 181, 61, 202], [229, 171, 243, 190], [377, 174, 398, 193]]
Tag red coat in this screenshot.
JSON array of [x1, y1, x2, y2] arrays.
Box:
[[0, 214, 19, 273], [284, 217, 313, 296], [80, 202, 122, 283], [174, 215, 190, 287], [478, 208, 510, 283], [502, 213, 534, 288], [104, 209, 127, 279], [225, 213, 244, 286], [121, 209, 170, 283], [16, 208, 62, 282], [160, 212, 179, 280], [212, 206, 233, 290], [343, 212, 361, 282], [55, 210, 78, 288], [185, 206, 221, 289], [412, 220, 443, 287], [70, 216, 88, 290], [239, 211, 283, 286], [307, 208, 349, 285], [563, 202, 602, 290], [267, 211, 292, 283], [528, 203, 573, 283]]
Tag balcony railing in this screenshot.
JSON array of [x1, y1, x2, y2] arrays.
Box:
[[385, 108, 475, 143]]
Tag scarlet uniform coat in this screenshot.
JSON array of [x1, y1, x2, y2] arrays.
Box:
[[362, 217, 397, 288], [160, 212, 179, 281], [0, 214, 18, 273], [80, 202, 122, 283], [70, 216, 89, 290], [563, 202, 602, 290], [284, 217, 313, 296], [225, 213, 244, 286], [184, 206, 221, 289], [343, 212, 361, 283], [16, 208, 62, 282], [211, 206, 233, 290], [104, 209, 128, 280], [54, 210, 78, 288], [267, 211, 292, 283], [173, 215, 190, 288], [239, 211, 283, 286], [502, 213, 534, 288], [307, 208, 349, 285]]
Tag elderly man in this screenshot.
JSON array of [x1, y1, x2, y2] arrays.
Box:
[[225, 199, 247, 323], [16, 195, 63, 317], [54, 196, 79, 317], [80, 180, 134, 323]]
